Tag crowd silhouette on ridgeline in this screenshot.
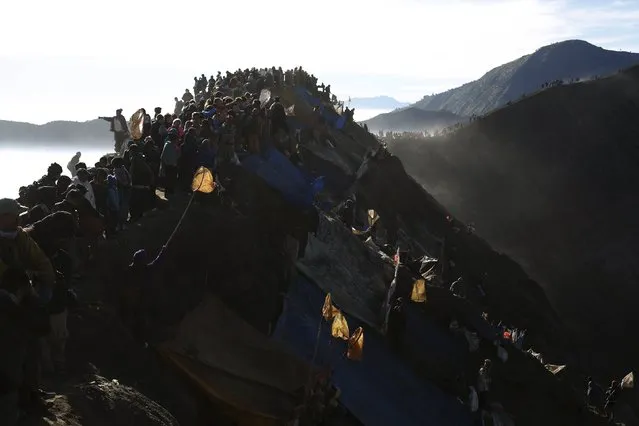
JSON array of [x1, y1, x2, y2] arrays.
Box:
[[0, 65, 630, 426]]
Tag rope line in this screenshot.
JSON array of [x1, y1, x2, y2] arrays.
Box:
[[163, 169, 208, 248]]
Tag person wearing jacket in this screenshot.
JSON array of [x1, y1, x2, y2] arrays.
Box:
[[0, 199, 55, 304], [119, 245, 167, 340], [197, 139, 217, 170], [128, 147, 155, 221], [99, 109, 130, 153], [160, 131, 181, 197], [105, 175, 120, 237], [477, 359, 492, 412], [150, 115, 167, 152], [24, 212, 76, 376], [141, 109, 152, 140], [179, 127, 199, 190], [66, 152, 82, 177], [0, 269, 37, 425], [111, 158, 131, 230], [71, 169, 97, 210], [0, 199, 57, 417], [64, 189, 104, 251]]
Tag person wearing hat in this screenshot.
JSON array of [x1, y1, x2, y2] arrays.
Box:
[[99, 109, 130, 153]]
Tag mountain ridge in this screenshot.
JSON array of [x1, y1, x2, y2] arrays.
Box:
[[390, 63, 639, 375], [0, 118, 110, 143], [361, 107, 463, 132], [348, 96, 409, 110], [412, 39, 639, 116]]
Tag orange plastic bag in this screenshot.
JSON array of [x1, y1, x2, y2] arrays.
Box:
[[347, 327, 364, 361], [322, 293, 340, 321]]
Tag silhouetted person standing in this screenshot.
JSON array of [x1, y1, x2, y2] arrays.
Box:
[[99, 109, 129, 153]]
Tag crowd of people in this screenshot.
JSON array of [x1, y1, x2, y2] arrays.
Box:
[[333, 185, 637, 425], [376, 122, 471, 142], [0, 65, 353, 426]]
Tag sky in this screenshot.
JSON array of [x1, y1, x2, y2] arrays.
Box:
[[1, 0, 639, 124]]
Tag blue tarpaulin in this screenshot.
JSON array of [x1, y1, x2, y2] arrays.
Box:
[[241, 148, 323, 208], [295, 87, 346, 130], [274, 278, 474, 426]]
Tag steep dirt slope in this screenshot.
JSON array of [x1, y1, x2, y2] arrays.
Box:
[[391, 64, 639, 376]]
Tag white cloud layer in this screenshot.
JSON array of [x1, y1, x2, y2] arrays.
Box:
[[0, 0, 638, 123]]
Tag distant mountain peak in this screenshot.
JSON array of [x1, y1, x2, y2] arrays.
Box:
[[348, 96, 410, 110], [0, 118, 110, 143], [362, 107, 463, 132], [544, 39, 595, 48], [412, 40, 639, 116]]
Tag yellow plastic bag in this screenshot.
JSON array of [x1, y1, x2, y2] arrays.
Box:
[[322, 293, 340, 321], [331, 312, 350, 340], [130, 109, 145, 140], [410, 278, 427, 303], [347, 327, 364, 361], [191, 167, 216, 194]]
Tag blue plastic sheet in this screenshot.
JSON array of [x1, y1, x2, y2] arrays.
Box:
[[295, 88, 346, 130], [241, 148, 322, 208], [274, 278, 474, 426]]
